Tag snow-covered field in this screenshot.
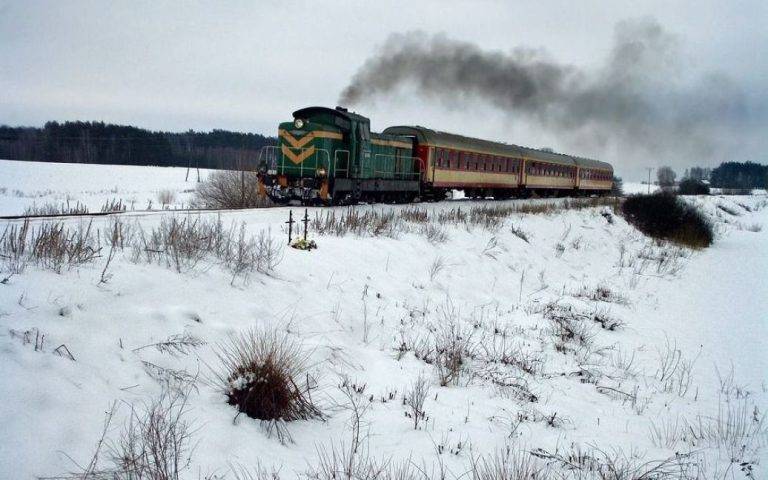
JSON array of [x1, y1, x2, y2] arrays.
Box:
[[1, 161, 767, 479], [0, 159, 214, 216]]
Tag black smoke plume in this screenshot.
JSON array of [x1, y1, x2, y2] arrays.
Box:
[[340, 18, 750, 168]]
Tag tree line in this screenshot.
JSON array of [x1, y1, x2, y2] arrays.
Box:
[[0, 121, 276, 170], [657, 162, 767, 190]]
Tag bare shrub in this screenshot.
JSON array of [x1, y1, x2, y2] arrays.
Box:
[[104, 217, 133, 249], [195, 170, 272, 209], [0, 219, 30, 274], [469, 447, 546, 480], [428, 256, 446, 281], [307, 442, 424, 480], [469, 205, 515, 230], [433, 314, 477, 387], [541, 303, 595, 348], [136, 216, 213, 272], [399, 206, 429, 223], [311, 198, 619, 239], [336, 376, 372, 454], [225, 226, 283, 284], [654, 337, 698, 397], [100, 198, 126, 213], [157, 189, 177, 208], [34, 220, 101, 273], [133, 216, 281, 281], [404, 374, 430, 430], [311, 208, 403, 238], [1, 219, 101, 274], [44, 389, 193, 480], [108, 389, 193, 479], [23, 200, 88, 216], [479, 334, 543, 376], [213, 328, 322, 443], [684, 398, 767, 459]]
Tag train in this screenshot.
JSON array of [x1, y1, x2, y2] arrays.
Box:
[[257, 106, 613, 205]]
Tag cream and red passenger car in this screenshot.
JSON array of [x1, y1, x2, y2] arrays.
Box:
[[383, 126, 613, 199]]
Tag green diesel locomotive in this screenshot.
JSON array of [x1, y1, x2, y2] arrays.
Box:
[[257, 106, 613, 204]]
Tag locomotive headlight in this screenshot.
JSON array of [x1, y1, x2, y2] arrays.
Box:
[[294, 118, 305, 129], [316, 167, 327, 177]]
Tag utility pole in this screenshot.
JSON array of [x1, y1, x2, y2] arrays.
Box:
[[647, 167, 653, 194]]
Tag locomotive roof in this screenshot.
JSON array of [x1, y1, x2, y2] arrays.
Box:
[[383, 125, 611, 171], [293, 106, 370, 131]]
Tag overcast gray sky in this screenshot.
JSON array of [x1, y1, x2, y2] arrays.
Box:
[[1, 0, 766, 179]]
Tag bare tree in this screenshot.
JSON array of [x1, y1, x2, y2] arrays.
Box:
[[657, 166, 677, 187]]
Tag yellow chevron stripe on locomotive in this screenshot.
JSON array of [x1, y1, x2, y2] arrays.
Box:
[[278, 128, 342, 164]]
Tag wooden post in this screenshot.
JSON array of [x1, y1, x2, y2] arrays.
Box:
[[302, 208, 310, 241], [285, 210, 295, 244]]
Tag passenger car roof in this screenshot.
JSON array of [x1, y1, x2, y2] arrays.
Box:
[[383, 125, 611, 170]]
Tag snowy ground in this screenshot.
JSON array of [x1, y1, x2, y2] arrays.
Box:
[[0, 162, 767, 479], [0, 159, 213, 216]]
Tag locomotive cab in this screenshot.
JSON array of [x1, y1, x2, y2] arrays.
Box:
[[258, 106, 420, 205]]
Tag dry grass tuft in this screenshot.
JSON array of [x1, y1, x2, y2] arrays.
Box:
[[469, 447, 546, 480], [214, 328, 322, 442]]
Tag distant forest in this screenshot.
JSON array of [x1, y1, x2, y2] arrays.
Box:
[[709, 161, 768, 190], [0, 121, 277, 170]]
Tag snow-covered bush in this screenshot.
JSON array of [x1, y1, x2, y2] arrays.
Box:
[[214, 328, 322, 441]]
